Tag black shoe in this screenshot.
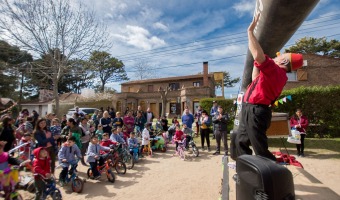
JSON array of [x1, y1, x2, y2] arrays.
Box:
[[213, 151, 220, 155]]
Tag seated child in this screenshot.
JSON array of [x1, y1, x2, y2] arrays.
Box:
[[122, 126, 130, 142], [58, 136, 82, 185], [128, 132, 140, 156], [141, 123, 151, 154], [181, 124, 193, 148], [95, 125, 104, 141], [86, 135, 111, 180], [32, 147, 51, 200], [173, 124, 185, 153], [100, 133, 117, 155], [110, 127, 126, 144]]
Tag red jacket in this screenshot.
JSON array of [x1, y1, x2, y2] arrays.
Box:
[[243, 55, 288, 105], [290, 115, 309, 133], [174, 130, 184, 141], [100, 139, 117, 154], [33, 147, 51, 179]]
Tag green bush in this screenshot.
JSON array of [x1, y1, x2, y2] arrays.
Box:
[[199, 98, 236, 131], [273, 85, 340, 137]]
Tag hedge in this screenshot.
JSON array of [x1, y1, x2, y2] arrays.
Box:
[[199, 98, 236, 131], [273, 85, 340, 138]]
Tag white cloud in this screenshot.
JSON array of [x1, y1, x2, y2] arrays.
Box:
[[153, 22, 169, 32], [114, 25, 166, 50], [232, 0, 254, 16], [210, 44, 246, 57]]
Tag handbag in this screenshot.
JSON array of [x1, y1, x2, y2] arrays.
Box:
[[287, 129, 301, 144]]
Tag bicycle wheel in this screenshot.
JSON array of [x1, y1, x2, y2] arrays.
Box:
[[50, 189, 62, 200], [179, 147, 185, 160], [123, 153, 134, 169], [71, 178, 84, 193], [107, 170, 115, 183], [115, 161, 127, 174], [87, 168, 93, 178], [192, 146, 199, 157]]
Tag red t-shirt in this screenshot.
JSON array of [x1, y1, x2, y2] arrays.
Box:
[[244, 55, 288, 105], [174, 130, 184, 141]]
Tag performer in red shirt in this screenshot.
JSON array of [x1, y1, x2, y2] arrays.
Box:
[[235, 14, 304, 161]]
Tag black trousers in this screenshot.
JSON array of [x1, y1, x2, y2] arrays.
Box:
[[296, 134, 306, 154], [90, 157, 104, 177], [200, 128, 210, 148], [215, 130, 228, 154], [235, 103, 276, 161]]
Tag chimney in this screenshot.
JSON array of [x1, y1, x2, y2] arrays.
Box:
[[203, 61, 208, 87]]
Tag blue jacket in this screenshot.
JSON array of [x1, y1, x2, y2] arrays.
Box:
[[58, 142, 82, 168], [210, 106, 218, 117], [181, 114, 194, 129], [86, 143, 110, 163], [34, 130, 55, 147], [110, 133, 125, 144], [128, 138, 139, 149]]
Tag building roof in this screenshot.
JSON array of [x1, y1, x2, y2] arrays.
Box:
[[121, 73, 214, 85], [0, 98, 15, 106]]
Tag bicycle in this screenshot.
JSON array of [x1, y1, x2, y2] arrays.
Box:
[[107, 145, 127, 174], [0, 166, 24, 200], [33, 174, 62, 200], [188, 137, 199, 157], [117, 143, 135, 169], [129, 144, 140, 163], [56, 160, 84, 193], [87, 154, 115, 183], [176, 138, 187, 160]]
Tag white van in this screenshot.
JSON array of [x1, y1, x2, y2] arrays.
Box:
[[66, 107, 98, 119]]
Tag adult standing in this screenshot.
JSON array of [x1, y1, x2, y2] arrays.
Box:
[[144, 107, 155, 126], [134, 111, 146, 133], [33, 118, 57, 173], [194, 105, 203, 137], [181, 108, 194, 129], [134, 105, 144, 117], [235, 14, 303, 161], [100, 111, 112, 136], [212, 106, 229, 156], [109, 107, 116, 120], [290, 109, 309, 157], [0, 116, 16, 152], [210, 101, 218, 139], [123, 111, 135, 134], [161, 115, 169, 132], [31, 110, 39, 127], [80, 118, 93, 166], [199, 110, 211, 151]]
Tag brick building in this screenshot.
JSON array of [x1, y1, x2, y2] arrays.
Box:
[[285, 54, 340, 89], [113, 62, 216, 118]]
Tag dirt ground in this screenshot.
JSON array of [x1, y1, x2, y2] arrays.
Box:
[[18, 144, 340, 200]]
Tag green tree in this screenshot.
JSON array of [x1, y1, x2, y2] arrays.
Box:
[[0, 0, 110, 115], [215, 71, 240, 88], [88, 51, 129, 92], [285, 37, 340, 58]]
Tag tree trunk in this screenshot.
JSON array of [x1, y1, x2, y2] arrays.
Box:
[[53, 76, 59, 116], [101, 82, 105, 93]]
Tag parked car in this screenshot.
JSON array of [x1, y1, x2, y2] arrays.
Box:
[[66, 107, 98, 119]]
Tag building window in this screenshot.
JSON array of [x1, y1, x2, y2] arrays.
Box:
[[287, 71, 297, 81], [128, 87, 132, 92], [169, 82, 180, 90], [193, 82, 200, 87], [148, 85, 154, 92]]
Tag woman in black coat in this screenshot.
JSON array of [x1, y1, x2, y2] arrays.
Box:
[[0, 116, 16, 152]]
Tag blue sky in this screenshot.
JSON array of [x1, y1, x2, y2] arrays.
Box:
[[81, 0, 340, 98]]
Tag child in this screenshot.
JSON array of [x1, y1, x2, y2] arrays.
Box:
[[50, 118, 62, 151], [117, 126, 125, 138], [181, 124, 193, 149], [95, 124, 104, 141], [112, 112, 124, 128], [110, 127, 126, 144], [19, 133, 34, 162], [141, 123, 150, 154], [61, 115, 67, 129], [173, 124, 185, 154], [100, 133, 117, 154], [32, 147, 51, 200], [0, 141, 22, 197], [122, 126, 129, 142], [58, 136, 82, 185], [172, 116, 179, 125], [128, 132, 140, 157], [86, 135, 111, 180], [24, 116, 34, 134], [155, 117, 163, 131]]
